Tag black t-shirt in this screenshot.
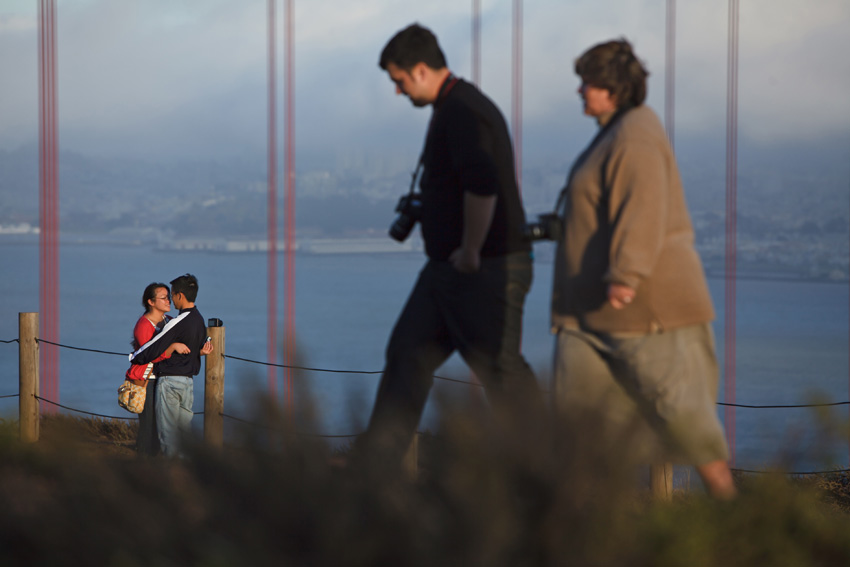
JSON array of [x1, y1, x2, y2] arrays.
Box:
[[419, 78, 530, 260]]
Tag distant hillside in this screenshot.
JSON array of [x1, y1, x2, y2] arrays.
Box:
[[1, 134, 848, 240]]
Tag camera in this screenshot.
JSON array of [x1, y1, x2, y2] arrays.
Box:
[[389, 193, 423, 242], [523, 212, 562, 242]]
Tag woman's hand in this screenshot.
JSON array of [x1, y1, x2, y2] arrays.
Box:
[[608, 283, 636, 310]]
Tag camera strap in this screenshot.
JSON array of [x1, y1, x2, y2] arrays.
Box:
[[404, 121, 429, 197], [406, 161, 423, 196], [554, 104, 635, 213]]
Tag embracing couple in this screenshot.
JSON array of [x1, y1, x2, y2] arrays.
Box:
[[125, 273, 211, 458]]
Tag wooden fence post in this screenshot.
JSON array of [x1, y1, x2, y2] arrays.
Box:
[[204, 325, 225, 447], [650, 462, 673, 501], [19, 312, 39, 443]]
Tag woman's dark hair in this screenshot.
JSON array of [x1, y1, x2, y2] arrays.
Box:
[[133, 282, 169, 348], [379, 23, 447, 72], [575, 39, 649, 108], [142, 282, 169, 313]]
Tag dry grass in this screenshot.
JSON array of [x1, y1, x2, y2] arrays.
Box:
[[38, 413, 138, 457]]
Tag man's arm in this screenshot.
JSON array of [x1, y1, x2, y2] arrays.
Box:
[[129, 311, 189, 365], [449, 192, 497, 273]]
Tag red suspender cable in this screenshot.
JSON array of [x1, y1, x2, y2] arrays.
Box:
[[50, 0, 59, 411], [38, 0, 46, 409], [471, 0, 481, 87], [665, 0, 676, 149], [512, 0, 523, 191], [468, 0, 484, 404], [267, 0, 279, 397], [725, 0, 740, 465], [39, 0, 60, 413], [283, 0, 296, 417]]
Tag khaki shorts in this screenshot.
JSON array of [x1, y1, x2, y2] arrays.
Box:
[[553, 323, 730, 465]]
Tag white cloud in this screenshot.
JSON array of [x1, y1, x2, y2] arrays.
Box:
[[0, 13, 35, 33]]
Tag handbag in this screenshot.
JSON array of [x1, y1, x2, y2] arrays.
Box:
[[118, 363, 153, 414]]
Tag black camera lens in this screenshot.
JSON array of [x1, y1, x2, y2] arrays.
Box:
[[523, 213, 561, 242], [389, 194, 423, 242], [523, 223, 548, 241], [389, 213, 417, 242]]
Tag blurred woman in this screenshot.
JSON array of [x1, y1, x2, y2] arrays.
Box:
[[550, 39, 735, 499]]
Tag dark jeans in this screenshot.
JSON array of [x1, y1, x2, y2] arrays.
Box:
[[136, 379, 160, 456], [360, 252, 542, 464]]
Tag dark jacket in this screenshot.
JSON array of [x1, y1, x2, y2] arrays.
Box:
[[129, 306, 206, 377]]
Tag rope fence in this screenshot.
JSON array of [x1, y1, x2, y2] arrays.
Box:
[[224, 353, 382, 374], [4, 334, 850, 475], [224, 353, 484, 388], [36, 395, 136, 421], [719, 401, 850, 409], [731, 467, 850, 476], [7, 337, 849, 406], [35, 338, 126, 357]]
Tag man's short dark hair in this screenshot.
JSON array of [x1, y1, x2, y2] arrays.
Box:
[[379, 23, 447, 72], [170, 273, 199, 303]]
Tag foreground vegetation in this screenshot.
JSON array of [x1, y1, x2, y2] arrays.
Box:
[[1, 404, 850, 567]]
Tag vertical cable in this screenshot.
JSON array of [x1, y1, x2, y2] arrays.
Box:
[[471, 0, 481, 87], [724, 0, 739, 465], [39, 0, 60, 412], [283, 0, 296, 416], [467, 0, 484, 403], [511, 0, 522, 191], [50, 0, 59, 409], [664, 0, 676, 148], [267, 0, 279, 397], [38, 0, 47, 409]]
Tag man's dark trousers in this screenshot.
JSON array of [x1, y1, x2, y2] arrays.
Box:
[[360, 251, 541, 464]]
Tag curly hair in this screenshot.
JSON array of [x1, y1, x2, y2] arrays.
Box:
[[575, 39, 649, 108]]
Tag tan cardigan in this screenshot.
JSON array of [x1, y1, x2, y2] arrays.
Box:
[[551, 105, 714, 333]]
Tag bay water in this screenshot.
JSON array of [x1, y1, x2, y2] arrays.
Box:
[[1, 242, 848, 471]]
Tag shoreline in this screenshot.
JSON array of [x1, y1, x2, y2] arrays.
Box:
[[2, 235, 848, 284]]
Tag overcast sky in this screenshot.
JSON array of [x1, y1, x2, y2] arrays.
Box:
[[1, 0, 849, 165]]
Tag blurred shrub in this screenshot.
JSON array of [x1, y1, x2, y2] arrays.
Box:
[[0, 405, 849, 566]]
